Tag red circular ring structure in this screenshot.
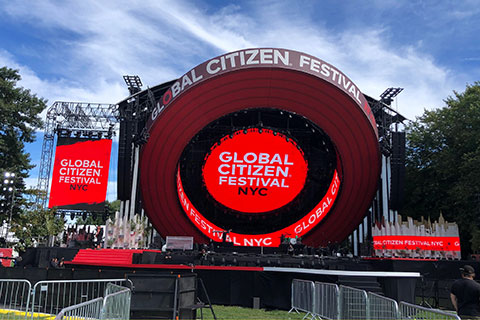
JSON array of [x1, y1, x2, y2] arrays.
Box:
[[140, 48, 380, 247]]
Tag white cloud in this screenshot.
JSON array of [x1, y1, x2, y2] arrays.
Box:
[[1, 0, 474, 192], [0, 50, 126, 112], [1, 0, 464, 123]]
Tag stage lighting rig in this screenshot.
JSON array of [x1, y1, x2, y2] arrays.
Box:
[[380, 87, 403, 105], [123, 75, 143, 95], [1, 172, 16, 238], [107, 124, 115, 139]]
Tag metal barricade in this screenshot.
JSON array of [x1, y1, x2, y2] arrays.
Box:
[[0, 279, 32, 319], [30, 278, 131, 319], [54, 297, 103, 320], [101, 284, 131, 320], [339, 285, 368, 320], [399, 301, 460, 320], [104, 282, 128, 296], [368, 292, 399, 320], [314, 282, 339, 320], [289, 279, 316, 318]]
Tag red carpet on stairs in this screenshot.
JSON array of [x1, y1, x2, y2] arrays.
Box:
[[69, 248, 147, 266], [65, 248, 265, 271]]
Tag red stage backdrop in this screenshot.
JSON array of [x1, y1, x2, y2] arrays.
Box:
[[140, 48, 381, 247], [49, 138, 112, 211]]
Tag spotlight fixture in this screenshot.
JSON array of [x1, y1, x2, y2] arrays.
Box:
[[380, 87, 403, 105], [123, 75, 143, 95]]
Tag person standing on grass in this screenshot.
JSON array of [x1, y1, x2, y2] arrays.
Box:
[[451, 265, 480, 319]]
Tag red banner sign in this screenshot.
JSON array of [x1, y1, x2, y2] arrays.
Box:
[[373, 236, 461, 251], [49, 138, 112, 210], [202, 128, 308, 213], [0, 248, 13, 267]]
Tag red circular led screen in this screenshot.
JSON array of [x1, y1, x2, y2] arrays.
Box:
[[140, 48, 381, 247], [202, 128, 308, 213]]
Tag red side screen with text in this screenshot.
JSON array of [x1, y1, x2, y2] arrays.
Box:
[[48, 138, 112, 210]]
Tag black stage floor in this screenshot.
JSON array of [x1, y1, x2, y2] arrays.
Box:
[[7, 246, 476, 310]]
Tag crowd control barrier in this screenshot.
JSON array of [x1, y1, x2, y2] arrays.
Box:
[[338, 285, 369, 320], [29, 278, 132, 317], [399, 302, 460, 320], [313, 281, 339, 319], [101, 283, 132, 320], [54, 297, 104, 320], [54, 284, 131, 320], [289, 279, 315, 318], [0, 279, 31, 319], [292, 279, 459, 320], [368, 292, 399, 320]]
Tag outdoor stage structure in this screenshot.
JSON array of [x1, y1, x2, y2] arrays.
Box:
[[113, 48, 408, 254], [34, 48, 411, 254]]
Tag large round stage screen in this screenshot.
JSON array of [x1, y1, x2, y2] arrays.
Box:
[[139, 48, 381, 247], [202, 128, 308, 213]]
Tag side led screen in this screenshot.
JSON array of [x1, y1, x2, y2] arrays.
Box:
[[48, 138, 112, 211]]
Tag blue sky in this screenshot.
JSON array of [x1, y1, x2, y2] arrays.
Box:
[[1, 0, 479, 200]]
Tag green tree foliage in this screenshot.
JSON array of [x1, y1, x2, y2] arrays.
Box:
[[10, 196, 64, 252], [0, 66, 46, 173], [0, 67, 46, 223], [401, 83, 480, 255]]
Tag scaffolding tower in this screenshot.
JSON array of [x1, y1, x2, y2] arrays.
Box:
[[36, 102, 119, 209]]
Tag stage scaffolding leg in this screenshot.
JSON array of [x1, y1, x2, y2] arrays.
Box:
[[129, 146, 140, 222]]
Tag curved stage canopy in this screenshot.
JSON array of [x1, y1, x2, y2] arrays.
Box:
[[139, 48, 380, 247]]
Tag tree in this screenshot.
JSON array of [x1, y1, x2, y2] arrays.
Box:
[[0, 66, 46, 223], [401, 82, 480, 256], [10, 204, 64, 253]]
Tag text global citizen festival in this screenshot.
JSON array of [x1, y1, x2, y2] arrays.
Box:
[[148, 48, 374, 130]]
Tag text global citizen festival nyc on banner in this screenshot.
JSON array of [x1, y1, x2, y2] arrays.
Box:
[[202, 128, 308, 213], [373, 236, 461, 252], [48, 139, 112, 209]]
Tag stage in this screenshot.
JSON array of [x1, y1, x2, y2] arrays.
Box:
[[8, 246, 473, 311]]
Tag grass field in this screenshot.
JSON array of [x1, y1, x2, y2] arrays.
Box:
[[201, 305, 306, 320], [1, 306, 306, 320]]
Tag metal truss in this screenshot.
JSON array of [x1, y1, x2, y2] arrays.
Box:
[[368, 89, 407, 157], [36, 102, 119, 208]]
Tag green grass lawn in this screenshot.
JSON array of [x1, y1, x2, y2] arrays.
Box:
[[1, 306, 306, 320], [201, 305, 307, 320]]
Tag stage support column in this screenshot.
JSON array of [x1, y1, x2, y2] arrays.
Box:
[[353, 230, 358, 256], [129, 146, 140, 222], [381, 155, 392, 223], [122, 200, 130, 219]]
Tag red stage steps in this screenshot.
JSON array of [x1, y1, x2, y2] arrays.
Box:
[[69, 248, 147, 266], [66, 248, 264, 271]]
